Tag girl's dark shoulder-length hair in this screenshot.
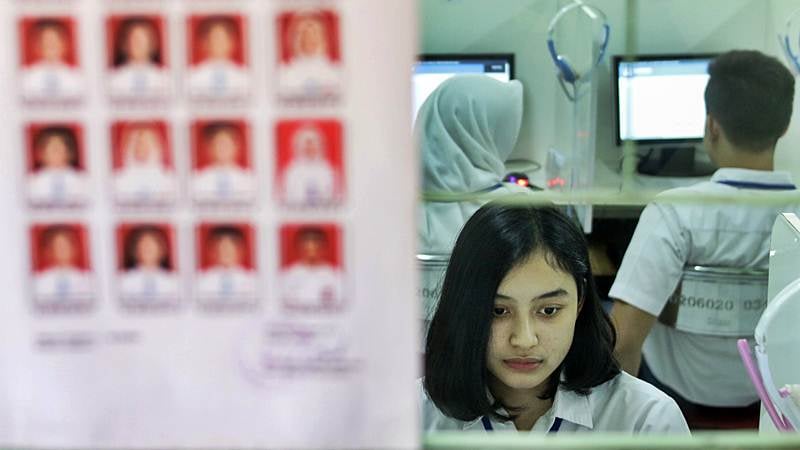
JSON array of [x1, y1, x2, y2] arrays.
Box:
[[34, 127, 80, 170], [123, 225, 171, 270], [423, 200, 619, 422], [113, 17, 162, 67]]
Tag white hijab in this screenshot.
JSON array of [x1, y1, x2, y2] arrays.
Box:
[[416, 75, 525, 254]]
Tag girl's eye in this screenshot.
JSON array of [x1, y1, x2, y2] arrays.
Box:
[[538, 306, 561, 317], [492, 306, 509, 317]]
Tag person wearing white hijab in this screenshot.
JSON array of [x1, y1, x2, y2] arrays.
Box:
[[417, 75, 529, 253], [113, 124, 176, 205], [277, 11, 341, 99], [416, 75, 529, 321], [281, 123, 338, 206]]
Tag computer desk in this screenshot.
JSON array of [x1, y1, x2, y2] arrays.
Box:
[[591, 158, 711, 219]]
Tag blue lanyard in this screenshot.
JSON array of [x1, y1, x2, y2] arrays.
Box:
[[715, 180, 796, 191], [481, 415, 563, 432], [477, 183, 504, 193]]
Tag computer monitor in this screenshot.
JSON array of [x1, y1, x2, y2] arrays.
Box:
[[412, 54, 514, 125], [613, 54, 717, 146]]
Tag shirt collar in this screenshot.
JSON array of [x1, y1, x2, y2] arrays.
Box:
[[550, 386, 593, 429], [463, 383, 594, 431], [710, 168, 794, 186]]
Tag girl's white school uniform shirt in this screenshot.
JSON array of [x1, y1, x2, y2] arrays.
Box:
[[28, 168, 89, 206], [421, 372, 689, 433]]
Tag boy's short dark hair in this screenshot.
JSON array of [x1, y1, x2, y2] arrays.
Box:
[[209, 225, 245, 243], [113, 17, 161, 67], [295, 226, 327, 245], [203, 122, 240, 142], [424, 200, 619, 422], [123, 225, 171, 270], [197, 16, 238, 41], [705, 50, 795, 151], [32, 19, 69, 39], [40, 225, 78, 251]]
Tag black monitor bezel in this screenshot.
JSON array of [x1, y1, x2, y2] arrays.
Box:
[[417, 53, 515, 80], [612, 53, 718, 146]]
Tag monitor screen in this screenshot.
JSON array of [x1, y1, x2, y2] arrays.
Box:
[[614, 54, 716, 145], [412, 54, 514, 125]]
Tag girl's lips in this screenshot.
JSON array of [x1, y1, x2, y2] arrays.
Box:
[[503, 358, 543, 371]]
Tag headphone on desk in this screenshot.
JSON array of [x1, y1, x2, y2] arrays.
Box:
[[779, 7, 800, 74], [546, 1, 610, 86]]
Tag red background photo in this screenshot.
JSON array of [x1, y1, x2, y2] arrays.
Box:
[[110, 121, 173, 170], [26, 122, 85, 173], [276, 9, 340, 64], [275, 119, 344, 192], [280, 223, 342, 269], [19, 16, 79, 67], [116, 223, 177, 272], [106, 14, 168, 68], [196, 222, 255, 270], [187, 14, 246, 66], [30, 223, 90, 272], [191, 120, 250, 170]]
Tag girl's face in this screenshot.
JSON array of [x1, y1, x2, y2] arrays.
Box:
[[128, 128, 162, 164], [205, 24, 235, 60], [209, 130, 239, 166], [126, 24, 155, 63], [49, 232, 77, 267], [38, 135, 71, 169], [214, 236, 242, 267], [296, 19, 326, 56], [295, 131, 324, 160], [135, 232, 165, 268], [486, 251, 580, 396], [38, 27, 67, 63]]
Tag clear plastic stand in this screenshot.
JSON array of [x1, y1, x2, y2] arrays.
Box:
[[567, 69, 599, 233]]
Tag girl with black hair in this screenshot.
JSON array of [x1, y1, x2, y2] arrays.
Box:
[[422, 200, 689, 433], [118, 225, 180, 307], [108, 17, 169, 97], [28, 126, 89, 207]]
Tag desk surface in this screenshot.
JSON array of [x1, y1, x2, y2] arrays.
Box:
[[517, 157, 712, 219]]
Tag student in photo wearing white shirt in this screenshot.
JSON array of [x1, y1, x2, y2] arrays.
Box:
[[21, 19, 83, 100], [277, 10, 341, 100], [108, 17, 169, 98], [196, 226, 256, 305], [32, 225, 93, 309], [610, 50, 798, 429], [280, 123, 338, 207], [113, 123, 176, 206], [27, 126, 89, 207], [187, 16, 248, 98], [192, 122, 254, 204], [280, 226, 343, 311], [119, 225, 179, 306], [422, 201, 688, 434]]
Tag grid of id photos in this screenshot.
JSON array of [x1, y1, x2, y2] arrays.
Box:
[[19, 0, 349, 316]]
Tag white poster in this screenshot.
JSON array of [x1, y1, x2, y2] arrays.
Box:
[[0, 0, 418, 448]]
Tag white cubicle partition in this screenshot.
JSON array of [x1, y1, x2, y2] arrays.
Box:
[[758, 213, 800, 432]]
